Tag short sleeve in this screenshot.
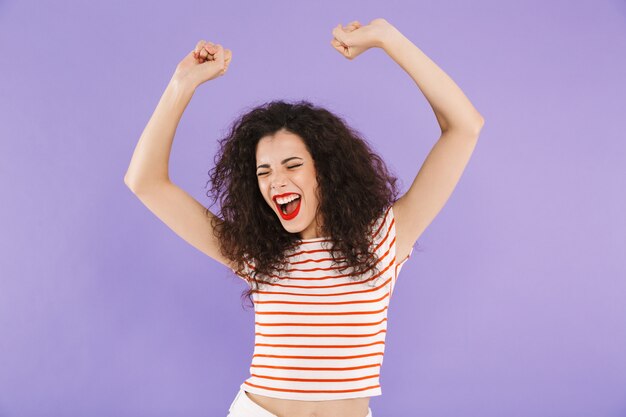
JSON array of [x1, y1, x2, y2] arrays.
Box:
[[231, 257, 255, 287], [371, 205, 414, 297], [390, 205, 414, 276]]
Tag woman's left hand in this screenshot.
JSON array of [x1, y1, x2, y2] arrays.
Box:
[[330, 18, 396, 60]]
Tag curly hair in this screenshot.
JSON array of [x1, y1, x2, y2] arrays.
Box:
[[205, 100, 401, 309]]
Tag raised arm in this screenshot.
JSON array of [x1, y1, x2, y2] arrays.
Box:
[[331, 19, 484, 265], [124, 41, 235, 269]]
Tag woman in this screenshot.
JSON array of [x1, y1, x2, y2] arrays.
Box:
[[124, 17, 484, 417]]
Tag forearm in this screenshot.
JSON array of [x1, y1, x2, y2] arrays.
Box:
[[382, 28, 484, 133], [124, 77, 196, 191]]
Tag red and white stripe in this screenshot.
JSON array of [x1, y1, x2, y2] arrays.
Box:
[[232, 205, 413, 401]]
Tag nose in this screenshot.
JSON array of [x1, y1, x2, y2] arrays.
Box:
[[270, 173, 288, 191], [271, 182, 286, 192]]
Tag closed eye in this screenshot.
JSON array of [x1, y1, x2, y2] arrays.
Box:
[[257, 164, 303, 176]]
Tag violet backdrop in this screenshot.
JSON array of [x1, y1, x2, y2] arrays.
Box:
[[1, 0, 625, 416]]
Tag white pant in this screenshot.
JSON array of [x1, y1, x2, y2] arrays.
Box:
[[226, 388, 373, 417]]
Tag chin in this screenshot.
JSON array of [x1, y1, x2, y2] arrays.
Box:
[[281, 216, 310, 233]]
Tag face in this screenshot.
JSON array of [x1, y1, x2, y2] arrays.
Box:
[[256, 129, 324, 240]]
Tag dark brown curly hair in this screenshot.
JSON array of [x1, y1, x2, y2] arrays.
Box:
[[205, 100, 401, 309]]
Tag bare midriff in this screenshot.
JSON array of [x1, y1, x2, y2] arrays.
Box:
[[245, 391, 371, 417]]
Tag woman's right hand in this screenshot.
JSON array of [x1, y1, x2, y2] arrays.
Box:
[[172, 40, 232, 89]]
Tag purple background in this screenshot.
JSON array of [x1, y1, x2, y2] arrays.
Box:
[[1, 0, 625, 416]]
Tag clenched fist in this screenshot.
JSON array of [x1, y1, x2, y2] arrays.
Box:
[[330, 18, 395, 60], [172, 40, 232, 88]]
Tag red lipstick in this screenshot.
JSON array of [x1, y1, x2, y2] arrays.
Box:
[[273, 193, 301, 221]]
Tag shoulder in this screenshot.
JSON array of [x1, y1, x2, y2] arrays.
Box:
[[372, 204, 413, 268], [370, 205, 395, 249], [231, 255, 256, 285]]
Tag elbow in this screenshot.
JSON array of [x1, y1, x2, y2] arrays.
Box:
[[123, 174, 169, 194], [124, 174, 140, 193], [124, 176, 135, 192], [445, 117, 485, 137], [475, 115, 485, 134], [442, 111, 485, 136], [467, 114, 485, 136]]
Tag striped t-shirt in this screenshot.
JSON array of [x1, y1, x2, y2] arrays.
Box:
[[232, 205, 413, 401]]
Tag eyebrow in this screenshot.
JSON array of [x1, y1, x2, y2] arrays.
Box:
[[256, 157, 303, 170]]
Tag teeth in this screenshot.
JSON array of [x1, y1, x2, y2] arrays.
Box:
[[276, 194, 300, 205]]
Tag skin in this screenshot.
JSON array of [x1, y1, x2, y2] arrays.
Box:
[[172, 17, 482, 417], [128, 11, 483, 416], [244, 391, 371, 417], [252, 128, 373, 416], [255, 129, 327, 240], [240, 21, 382, 417]]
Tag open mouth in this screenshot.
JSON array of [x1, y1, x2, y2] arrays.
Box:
[[273, 194, 302, 220]]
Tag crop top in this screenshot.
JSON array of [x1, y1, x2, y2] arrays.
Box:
[[231, 205, 414, 401]]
